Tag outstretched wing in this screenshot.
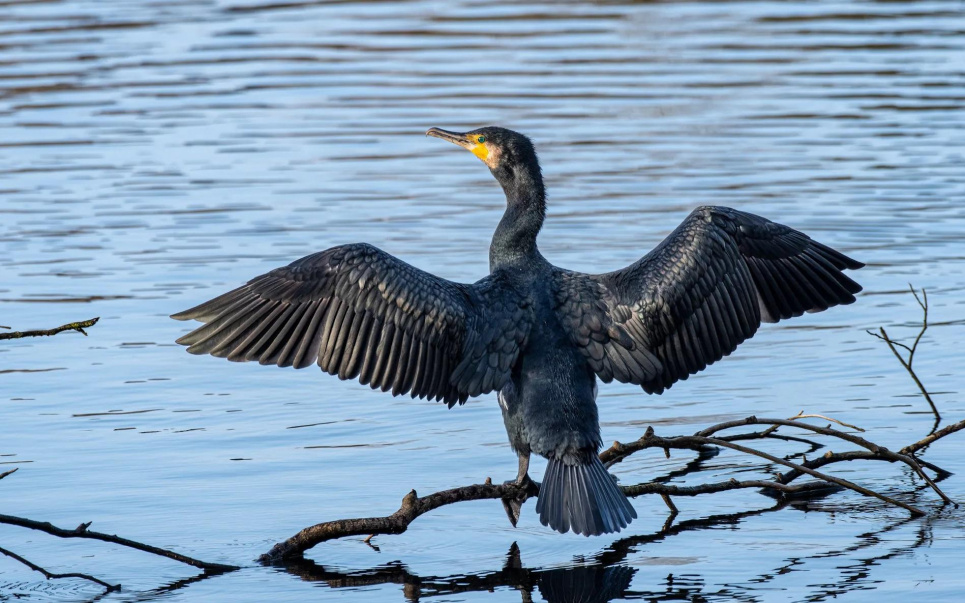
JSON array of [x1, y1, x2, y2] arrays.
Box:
[[173, 243, 531, 407], [554, 206, 863, 394]]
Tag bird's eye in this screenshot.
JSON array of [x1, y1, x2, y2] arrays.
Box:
[[477, 136, 486, 143]]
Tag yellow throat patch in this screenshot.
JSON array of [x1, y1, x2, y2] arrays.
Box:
[[471, 142, 489, 161]]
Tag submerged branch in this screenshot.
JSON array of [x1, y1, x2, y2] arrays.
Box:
[[0, 545, 119, 593], [0, 513, 237, 573], [0, 317, 100, 341]]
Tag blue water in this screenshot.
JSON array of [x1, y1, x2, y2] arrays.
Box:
[[1, 1, 964, 601]]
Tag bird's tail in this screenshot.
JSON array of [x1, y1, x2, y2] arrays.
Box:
[[536, 454, 636, 536]]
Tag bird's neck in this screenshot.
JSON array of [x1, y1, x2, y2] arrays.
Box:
[[489, 163, 546, 271]]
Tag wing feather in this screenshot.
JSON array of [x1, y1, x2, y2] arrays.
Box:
[[357, 317, 383, 387], [173, 243, 531, 404], [276, 302, 314, 368], [236, 303, 289, 360], [554, 206, 862, 394]]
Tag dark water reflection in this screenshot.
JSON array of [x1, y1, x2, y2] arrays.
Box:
[[282, 543, 637, 603], [2, 0, 965, 601], [277, 503, 944, 603]]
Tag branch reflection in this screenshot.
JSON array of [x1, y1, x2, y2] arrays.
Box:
[[277, 498, 942, 602]]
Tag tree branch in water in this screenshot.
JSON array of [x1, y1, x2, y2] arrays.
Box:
[[0, 512, 238, 573], [866, 285, 939, 420], [0, 317, 99, 340], [260, 414, 961, 563], [0, 545, 119, 594]]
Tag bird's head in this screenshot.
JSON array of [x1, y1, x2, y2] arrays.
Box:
[[426, 126, 538, 173]]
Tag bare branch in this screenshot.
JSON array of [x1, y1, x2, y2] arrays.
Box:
[[621, 430, 925, 516], [260, 480, 538, 564], [866, 286, 938, 419], [0, 545, 119, 592], [693, 416, 952, 504], [623, 478, 835, 498], [909, 285, 928, 360], [716, 430, 826, 448], [0, 513, 237, 573], [867, 329, 913, 353], [786, 410, 865, 432], [901, 418, 965, 456], [728, 444, 922, 514], [0, 317, 100, 341], [0, 468, 18, 481], [259, 472, 842, 564], [261, 413, 965, 563]]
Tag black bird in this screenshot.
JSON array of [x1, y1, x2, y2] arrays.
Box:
[[172, 126, 863, 537]]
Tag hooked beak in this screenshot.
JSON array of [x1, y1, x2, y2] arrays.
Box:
[[426, 127, 473, 150]]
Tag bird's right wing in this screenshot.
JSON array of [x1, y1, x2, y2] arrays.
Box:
[[172, 243, 531, 407], [553, 206, 863, 394]]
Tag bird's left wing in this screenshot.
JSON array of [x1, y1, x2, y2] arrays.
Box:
[[553, 206, 863, 394], [172, 243, 530, 407]]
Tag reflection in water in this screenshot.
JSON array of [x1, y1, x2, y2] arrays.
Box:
[[268, 428, 945, 601], [538, 565, 635, 603], [282, 542, 634, 603], [276, 501, 946, 602]]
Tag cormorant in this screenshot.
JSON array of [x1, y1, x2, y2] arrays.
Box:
[[172, 126, 863, 537]]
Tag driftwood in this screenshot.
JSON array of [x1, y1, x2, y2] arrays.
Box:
[[0, 317, 99, 340], [260, 415, 961, 563]]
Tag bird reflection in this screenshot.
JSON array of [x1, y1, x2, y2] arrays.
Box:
[[281, 542, 635, 603], [537, 564, 635, 603]]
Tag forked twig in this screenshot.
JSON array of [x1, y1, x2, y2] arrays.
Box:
[[866, 285, 938, 419]]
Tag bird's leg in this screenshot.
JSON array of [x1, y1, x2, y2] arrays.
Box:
[[502, 452, 535, 527], [515, 452, 531, 485]]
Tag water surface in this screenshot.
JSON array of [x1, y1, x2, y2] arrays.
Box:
[[1, 1, 964, 601]]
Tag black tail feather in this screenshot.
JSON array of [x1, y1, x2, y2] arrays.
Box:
[[536, 455, 636, 536]]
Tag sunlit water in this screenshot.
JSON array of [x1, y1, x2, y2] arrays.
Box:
[[1, 1, 964, 601]]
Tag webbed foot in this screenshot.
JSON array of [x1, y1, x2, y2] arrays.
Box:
[[501, 473, 538, 527]]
